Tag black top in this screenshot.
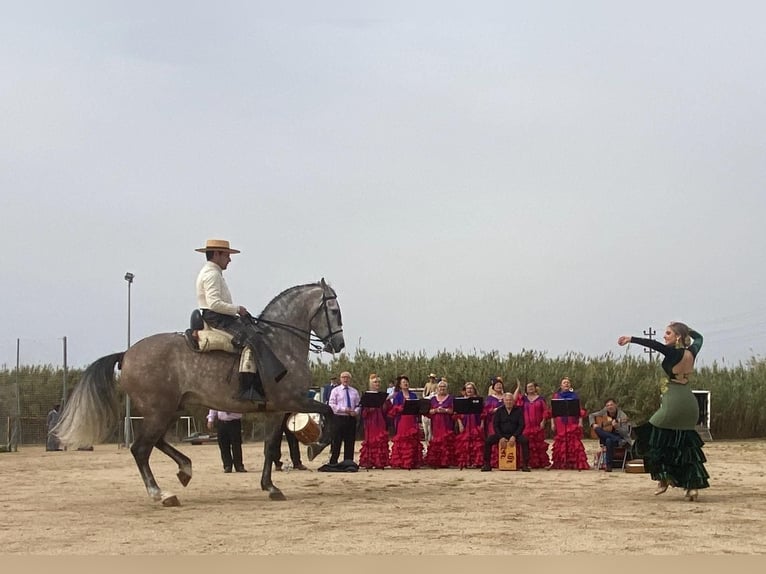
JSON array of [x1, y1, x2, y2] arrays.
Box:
[[492, 405, 525, 439], [628, 330, 703, 379]]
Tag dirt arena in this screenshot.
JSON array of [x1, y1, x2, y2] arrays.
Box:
[[2, 438, 765, 555]]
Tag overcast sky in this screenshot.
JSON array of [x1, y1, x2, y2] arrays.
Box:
[[2, 1, 765, 371]]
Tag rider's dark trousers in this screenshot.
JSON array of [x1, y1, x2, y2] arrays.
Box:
[[216, 419, 244, 470], [329, 414, 357, 464]]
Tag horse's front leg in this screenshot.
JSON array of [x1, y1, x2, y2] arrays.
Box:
[[260, 413, 286, 501]]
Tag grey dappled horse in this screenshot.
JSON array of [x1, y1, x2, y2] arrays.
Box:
[[54, 279, 344, 505]]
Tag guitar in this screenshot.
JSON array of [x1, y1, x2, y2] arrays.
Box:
[[595, 415, 615, 433]]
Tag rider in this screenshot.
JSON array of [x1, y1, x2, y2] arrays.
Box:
[[195, 238, 287, 402]]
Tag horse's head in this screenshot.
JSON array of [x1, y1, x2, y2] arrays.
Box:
[[310, 278, 345, 354]]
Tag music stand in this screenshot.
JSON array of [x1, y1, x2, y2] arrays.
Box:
[[551, 398, 580, 419], [551, 398, 581, 469], [360, 391, 387, 408], [454, 397, 483, 414], [402, 398, 431, 415]]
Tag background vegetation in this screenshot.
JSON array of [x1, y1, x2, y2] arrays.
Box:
[[2, 348, 765, 443]]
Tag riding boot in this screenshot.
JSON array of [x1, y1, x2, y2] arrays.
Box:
[[237, 372, 266, 402], [232, 323, 287, 383]]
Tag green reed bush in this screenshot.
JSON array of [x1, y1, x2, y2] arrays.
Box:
[[4, 349, 765, 440]]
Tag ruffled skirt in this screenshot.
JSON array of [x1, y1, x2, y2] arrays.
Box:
[[359, 429, 390, 469], [390, 427, 424, 469], [550, 427, 590, 470], [634, 423, 710, 489], [424, 432, 456, 468], [524, 427, 550, 469], [454, 427, 484, 469]]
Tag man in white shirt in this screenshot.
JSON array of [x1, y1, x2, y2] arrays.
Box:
[[195, 238, 286, 401]]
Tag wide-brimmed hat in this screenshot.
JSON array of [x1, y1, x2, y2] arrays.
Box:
[[195, 239, 240, 254]]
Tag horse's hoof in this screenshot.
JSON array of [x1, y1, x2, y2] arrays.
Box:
[[161, 493, 181, 507], [269, 490, 286, 501], [177, 470, 192, 487]]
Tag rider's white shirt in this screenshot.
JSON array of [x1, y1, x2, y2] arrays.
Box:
[[196, 261, 238, 315]]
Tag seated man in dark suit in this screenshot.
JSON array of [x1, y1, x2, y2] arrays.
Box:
[[482, 392, 530, 472]]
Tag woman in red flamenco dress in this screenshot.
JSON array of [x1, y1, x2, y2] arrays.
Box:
[[454, 381, 484, 469], [482, 378, 505, 468], [387, 375, 424, 469], [521, 381, 550, 468], [359, 373, 391, 469], [547, 377, 590, 470], [424, 380, 456, 468]]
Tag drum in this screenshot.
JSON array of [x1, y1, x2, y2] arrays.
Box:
[[286, 413, 321, 445], [498, 440, 519, 471]]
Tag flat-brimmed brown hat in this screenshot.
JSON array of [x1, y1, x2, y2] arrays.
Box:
[[195, 239, 241, 254]]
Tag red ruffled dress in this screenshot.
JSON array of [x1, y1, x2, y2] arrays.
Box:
[[388, 391, 424, 469], [424, 395, 456, 468], [454, 411, 484, 469], [548, 390, 590, 470], [359, 404, 390, 469], [482, 395, 502, 468], [522, 395, 550, 468]]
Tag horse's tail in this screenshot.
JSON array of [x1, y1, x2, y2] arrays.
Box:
[[54, 353, 124, 449]]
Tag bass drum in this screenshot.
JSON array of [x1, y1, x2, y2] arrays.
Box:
[[286, 413, 321, 445]]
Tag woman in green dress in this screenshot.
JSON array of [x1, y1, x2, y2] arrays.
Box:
[[617, 322, 709, 501]]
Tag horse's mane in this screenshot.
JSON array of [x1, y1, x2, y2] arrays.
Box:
[[257, 281, 326, 317]]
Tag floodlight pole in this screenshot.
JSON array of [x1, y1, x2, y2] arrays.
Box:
[[123, 272, 134, 447]]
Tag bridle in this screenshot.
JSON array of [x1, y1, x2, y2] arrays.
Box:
[[252, 288, 343, 354]]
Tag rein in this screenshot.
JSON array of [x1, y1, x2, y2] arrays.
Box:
[[250, 291, 341, 354]]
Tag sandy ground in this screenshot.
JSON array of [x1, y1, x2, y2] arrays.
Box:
[[1, 438, 765, 555]]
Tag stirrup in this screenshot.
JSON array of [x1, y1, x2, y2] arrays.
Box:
[[183, 329, 200, 352]]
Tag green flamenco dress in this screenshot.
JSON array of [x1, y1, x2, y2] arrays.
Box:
[[629, 331, 710, 490]]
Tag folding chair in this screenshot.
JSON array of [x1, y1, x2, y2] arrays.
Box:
[[594, 443, 629, 470]]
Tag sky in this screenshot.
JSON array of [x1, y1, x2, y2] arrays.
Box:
[[2, 1, 765, 370]]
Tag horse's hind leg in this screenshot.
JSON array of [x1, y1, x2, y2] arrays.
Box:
[[155, 438, 192, 487], [130, 422, 182, 507]]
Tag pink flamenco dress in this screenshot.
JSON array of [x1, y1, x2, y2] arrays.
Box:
[[388, 391, 424, 470], [482, 395, 502, 468], [454, 411, 484, 469], [359, 403, 390, 469], [548, 389, 590, 470], [522, 395, 550, 469], [424, 395, 456, 468]]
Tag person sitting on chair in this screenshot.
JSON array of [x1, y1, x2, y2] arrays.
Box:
[[482, 392, 530, 472], [588, 398, 631, 472], [194, 238, 287, 402]]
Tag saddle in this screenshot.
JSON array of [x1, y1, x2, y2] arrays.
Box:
[[183, 310, 286, 384], [184, 310, 236, 354]]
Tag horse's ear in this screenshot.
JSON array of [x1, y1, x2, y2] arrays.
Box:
[[320, 278, 327, 289]]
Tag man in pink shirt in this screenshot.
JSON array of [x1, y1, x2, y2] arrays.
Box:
[[328, 371, 361, 464], [207, 410, 247, 473]]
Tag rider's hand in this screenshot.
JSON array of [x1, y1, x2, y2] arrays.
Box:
[[238, 306, 250, 317]]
